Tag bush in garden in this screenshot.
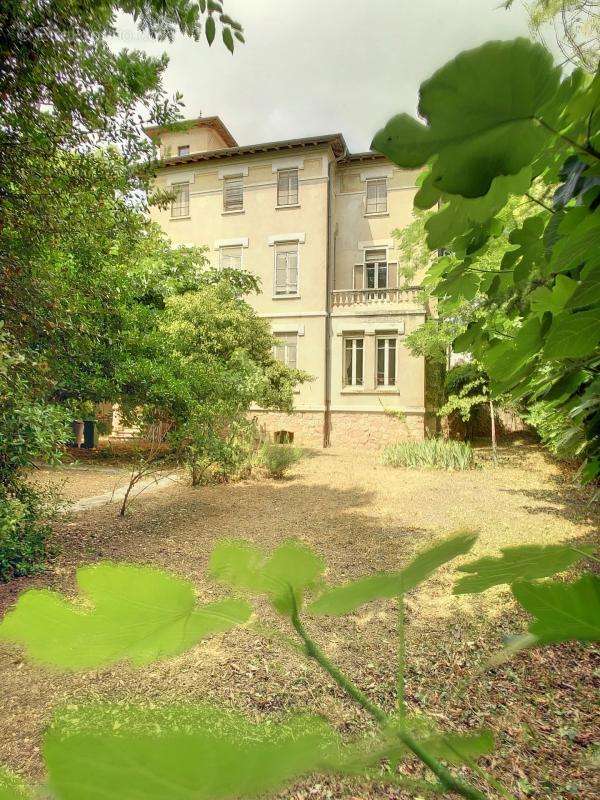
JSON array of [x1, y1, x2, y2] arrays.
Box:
[[0, 486, 55, 582], [0, 332, 69, 579], [382, 439, 474, 470], [257, 443, 303, 478], [0, 533, 596, 799]]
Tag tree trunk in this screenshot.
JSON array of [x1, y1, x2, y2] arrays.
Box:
[[489, 398, 497, 463]]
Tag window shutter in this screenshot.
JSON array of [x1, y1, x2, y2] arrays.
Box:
[[220, 246, 242, 269], [275, 253, 288, 292], [277, 169, 299, 205], [224, 176, 243, 211]]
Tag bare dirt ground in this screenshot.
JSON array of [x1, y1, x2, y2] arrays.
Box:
[[2, 441, 599, 799]]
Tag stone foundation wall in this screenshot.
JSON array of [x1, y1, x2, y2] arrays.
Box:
[[251, 409, 425, 449], [329, 411, 425, 448], [250, 410, 325, 448]]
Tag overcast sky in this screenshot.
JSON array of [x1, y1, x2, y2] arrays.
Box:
[[113, 0, 549, 152]]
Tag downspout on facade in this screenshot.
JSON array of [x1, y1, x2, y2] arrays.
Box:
[[323, 157, 334, 447]]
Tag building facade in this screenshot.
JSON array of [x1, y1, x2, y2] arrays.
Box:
[[147, 116, 429, 447]]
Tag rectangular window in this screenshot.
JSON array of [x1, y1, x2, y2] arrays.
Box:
[[178, 145, 190, 157], [365, 178, 387, 214], [170, 182, 190, 218], [377, 337, 397, 386], [219, 245, 242, 270], [274, 333, 298, 368], [344, 338, 364, 386], [365, 248, 388, 289], [274, 242, 299, 295], [277, 168, 299, 206], [223, 176, 243, 211]]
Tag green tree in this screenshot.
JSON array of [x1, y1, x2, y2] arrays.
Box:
[[373, 38, 600, 481]]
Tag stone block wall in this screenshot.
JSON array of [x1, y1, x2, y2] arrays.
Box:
[[329, 411, 424, 448], [251, 409, 425, 448], [250, 411, 325, 448]]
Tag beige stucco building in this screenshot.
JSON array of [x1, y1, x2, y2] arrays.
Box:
[[146, 116, 429, 447]]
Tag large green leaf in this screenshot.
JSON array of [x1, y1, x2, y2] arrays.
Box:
[[44, 704, 343, 800], [529, 275, 577, 316], [422, 731, 494, 765], [483, 317, 542, 391], [372, 39, 560, 197], [208, 539, 324, 615], [565, 272, 600, 310], [425, 168, 532, 249], [310, 531, 477, 616], [512, 574, 600, 644], [543, 310, 600, 359], [0, 769, 32, 800], [550, 211, 600, 274], [0, 562, 251, 670], [454, 544, 593, 594]]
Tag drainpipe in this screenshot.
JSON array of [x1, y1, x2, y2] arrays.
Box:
[[323, 159, 334, 447]]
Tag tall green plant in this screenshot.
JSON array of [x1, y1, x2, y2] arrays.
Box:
[[373, 38, 600, 481], [0, 534, 597, 799]]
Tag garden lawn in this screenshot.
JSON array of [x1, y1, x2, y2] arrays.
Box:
[[1, 441, 598, 799]]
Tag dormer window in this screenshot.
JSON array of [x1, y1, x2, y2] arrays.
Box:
[[178, 145, 190, 157]]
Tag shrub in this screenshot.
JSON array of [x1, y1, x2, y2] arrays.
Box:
[[257, 443, 302, 478], [0, 485, 55, 582], [382, 439, 474, 470]]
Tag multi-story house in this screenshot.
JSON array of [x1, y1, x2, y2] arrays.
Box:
[[146, 115, 429, 447]]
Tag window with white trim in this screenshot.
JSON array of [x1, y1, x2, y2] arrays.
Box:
[[277, 168, 299, 206], [223, 175, 243, 211], [170, 182, 190, 218], [274, 242, 299, 295], [365, 248, 388, 289], [344, 337, 364, 386], [376, 337, 397, 386], [274, 333, 297, 368], [365, 178, 387, 214], [178, 145, 190, 157], [219, 245, 242, 270]]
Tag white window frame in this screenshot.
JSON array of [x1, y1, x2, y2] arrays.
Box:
[[277, 168, 299, 206], [223, 175, 244, 212], [273, 333, 298, 368], [170, 181, 190, 218], [365, 177, 388, 214], [344, 337, 364, 387], [376, 337, 397, 387], [364, 248, 388, 289], [274, 241, 299, 296], [219, 245, 243, 270], [178, 145, 190, 157]]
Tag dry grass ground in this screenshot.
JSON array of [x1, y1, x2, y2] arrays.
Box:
[[2, 440, 599, 799]]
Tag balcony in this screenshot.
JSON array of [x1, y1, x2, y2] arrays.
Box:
[[331, 287, 422, 308]]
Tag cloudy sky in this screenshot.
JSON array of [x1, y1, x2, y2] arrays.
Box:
[[114, 0, 551, 153]]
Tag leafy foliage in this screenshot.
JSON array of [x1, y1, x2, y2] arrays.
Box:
[[381, 439, 475, 470], [512, 573, 600, 645], [209, 539, 324, 615], [257, 443, 303, 478], [374, 38, 600, 480], [44, 704, 342, 800], [373, 39, 561, 197], [0, 768, 31, 800], [0, 562, 251, 669], [0, 525, 597, 800], [454, 543, 594, 594], [310, 532, 477, 616]]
